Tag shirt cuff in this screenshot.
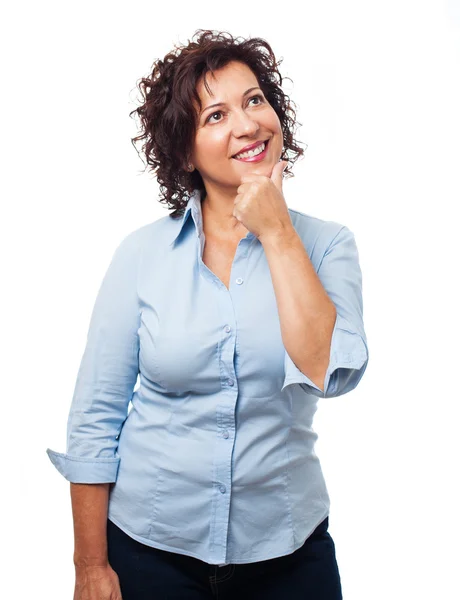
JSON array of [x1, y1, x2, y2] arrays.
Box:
[[281, 312, 369, 398], [46, 448, 120, 483]]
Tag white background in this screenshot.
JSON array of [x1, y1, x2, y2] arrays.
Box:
[[2, 1, 459, 598]]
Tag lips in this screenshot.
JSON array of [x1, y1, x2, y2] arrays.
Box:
[[232, 139, 269, 158]]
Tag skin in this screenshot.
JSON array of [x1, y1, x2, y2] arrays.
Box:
[[187, 60, 285, 240]]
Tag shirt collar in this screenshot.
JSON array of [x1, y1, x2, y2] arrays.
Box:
[[169, 188, 203, 247], [169, 188, 256, 247]]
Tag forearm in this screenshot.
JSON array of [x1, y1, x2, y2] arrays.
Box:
[[260, 226, 337, 392], [70, 482, 110, 567]]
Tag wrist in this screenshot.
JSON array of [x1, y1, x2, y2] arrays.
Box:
[[259, 224, 298, 250], [73, 555, 109, 568]]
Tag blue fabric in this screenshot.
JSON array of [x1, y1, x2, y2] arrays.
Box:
[[106, 516, 343, 599], [46, 187, 369, 566]]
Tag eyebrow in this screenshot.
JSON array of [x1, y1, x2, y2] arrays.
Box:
[[200, 87, 262, 116]]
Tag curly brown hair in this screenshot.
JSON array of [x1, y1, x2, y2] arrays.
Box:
[[129, 29, 307, 219]]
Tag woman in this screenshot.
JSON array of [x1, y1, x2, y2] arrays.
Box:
[[46, 29, 369, 599]]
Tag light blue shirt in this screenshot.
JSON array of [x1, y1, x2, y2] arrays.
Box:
[[46, 188, 369, 566]]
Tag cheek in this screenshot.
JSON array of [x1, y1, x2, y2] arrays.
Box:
[[197, 132, 229, 160], [261, 111, 283, 143], [269, 115, 283, 138]]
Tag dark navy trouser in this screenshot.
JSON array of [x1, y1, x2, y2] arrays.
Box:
[[107, 515, 343, 599]]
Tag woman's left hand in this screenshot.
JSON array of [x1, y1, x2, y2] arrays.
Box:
[[233, 160, 293, 242]]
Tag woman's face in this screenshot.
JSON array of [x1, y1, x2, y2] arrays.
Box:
[[189, 61, 284, 193]]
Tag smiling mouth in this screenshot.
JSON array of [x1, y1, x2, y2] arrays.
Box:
[[232, 138, 270, 159]]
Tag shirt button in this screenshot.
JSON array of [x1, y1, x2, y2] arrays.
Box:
[[224, 325, 231, 333], [235, 277, 243, 285], [223, 430, 229, 439], [227, 379, 234, 386], [219, 484, 226, 494]]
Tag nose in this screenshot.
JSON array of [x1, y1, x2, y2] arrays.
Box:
[[231, 109, 260, 137]]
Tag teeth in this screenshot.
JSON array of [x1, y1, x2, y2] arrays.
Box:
[[234, 141, 266, 160]]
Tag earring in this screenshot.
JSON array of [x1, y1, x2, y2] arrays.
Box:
[[187, 163, 194, 172]]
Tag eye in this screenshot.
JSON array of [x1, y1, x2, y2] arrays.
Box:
[[249, 94, 264, 106], [205, 94, 265, 124], [206, 110, 224, 124]]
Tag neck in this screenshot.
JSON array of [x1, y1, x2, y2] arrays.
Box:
[[200, 187, 249, 238]]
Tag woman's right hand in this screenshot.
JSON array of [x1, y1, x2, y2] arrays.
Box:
[[73, 564, 122, 600]]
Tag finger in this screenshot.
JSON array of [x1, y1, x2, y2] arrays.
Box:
[[270, 160, 288, 190]]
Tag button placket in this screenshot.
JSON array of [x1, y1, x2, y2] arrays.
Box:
[[207, 238, 254, 564], [209, 406, 235, 564]]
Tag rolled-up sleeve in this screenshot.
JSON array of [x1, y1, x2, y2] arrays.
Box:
[[46, 230, 143, 483], [281, 225, 369, 398]]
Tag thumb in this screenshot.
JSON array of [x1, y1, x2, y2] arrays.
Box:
[[271, 160, 288, 190]]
